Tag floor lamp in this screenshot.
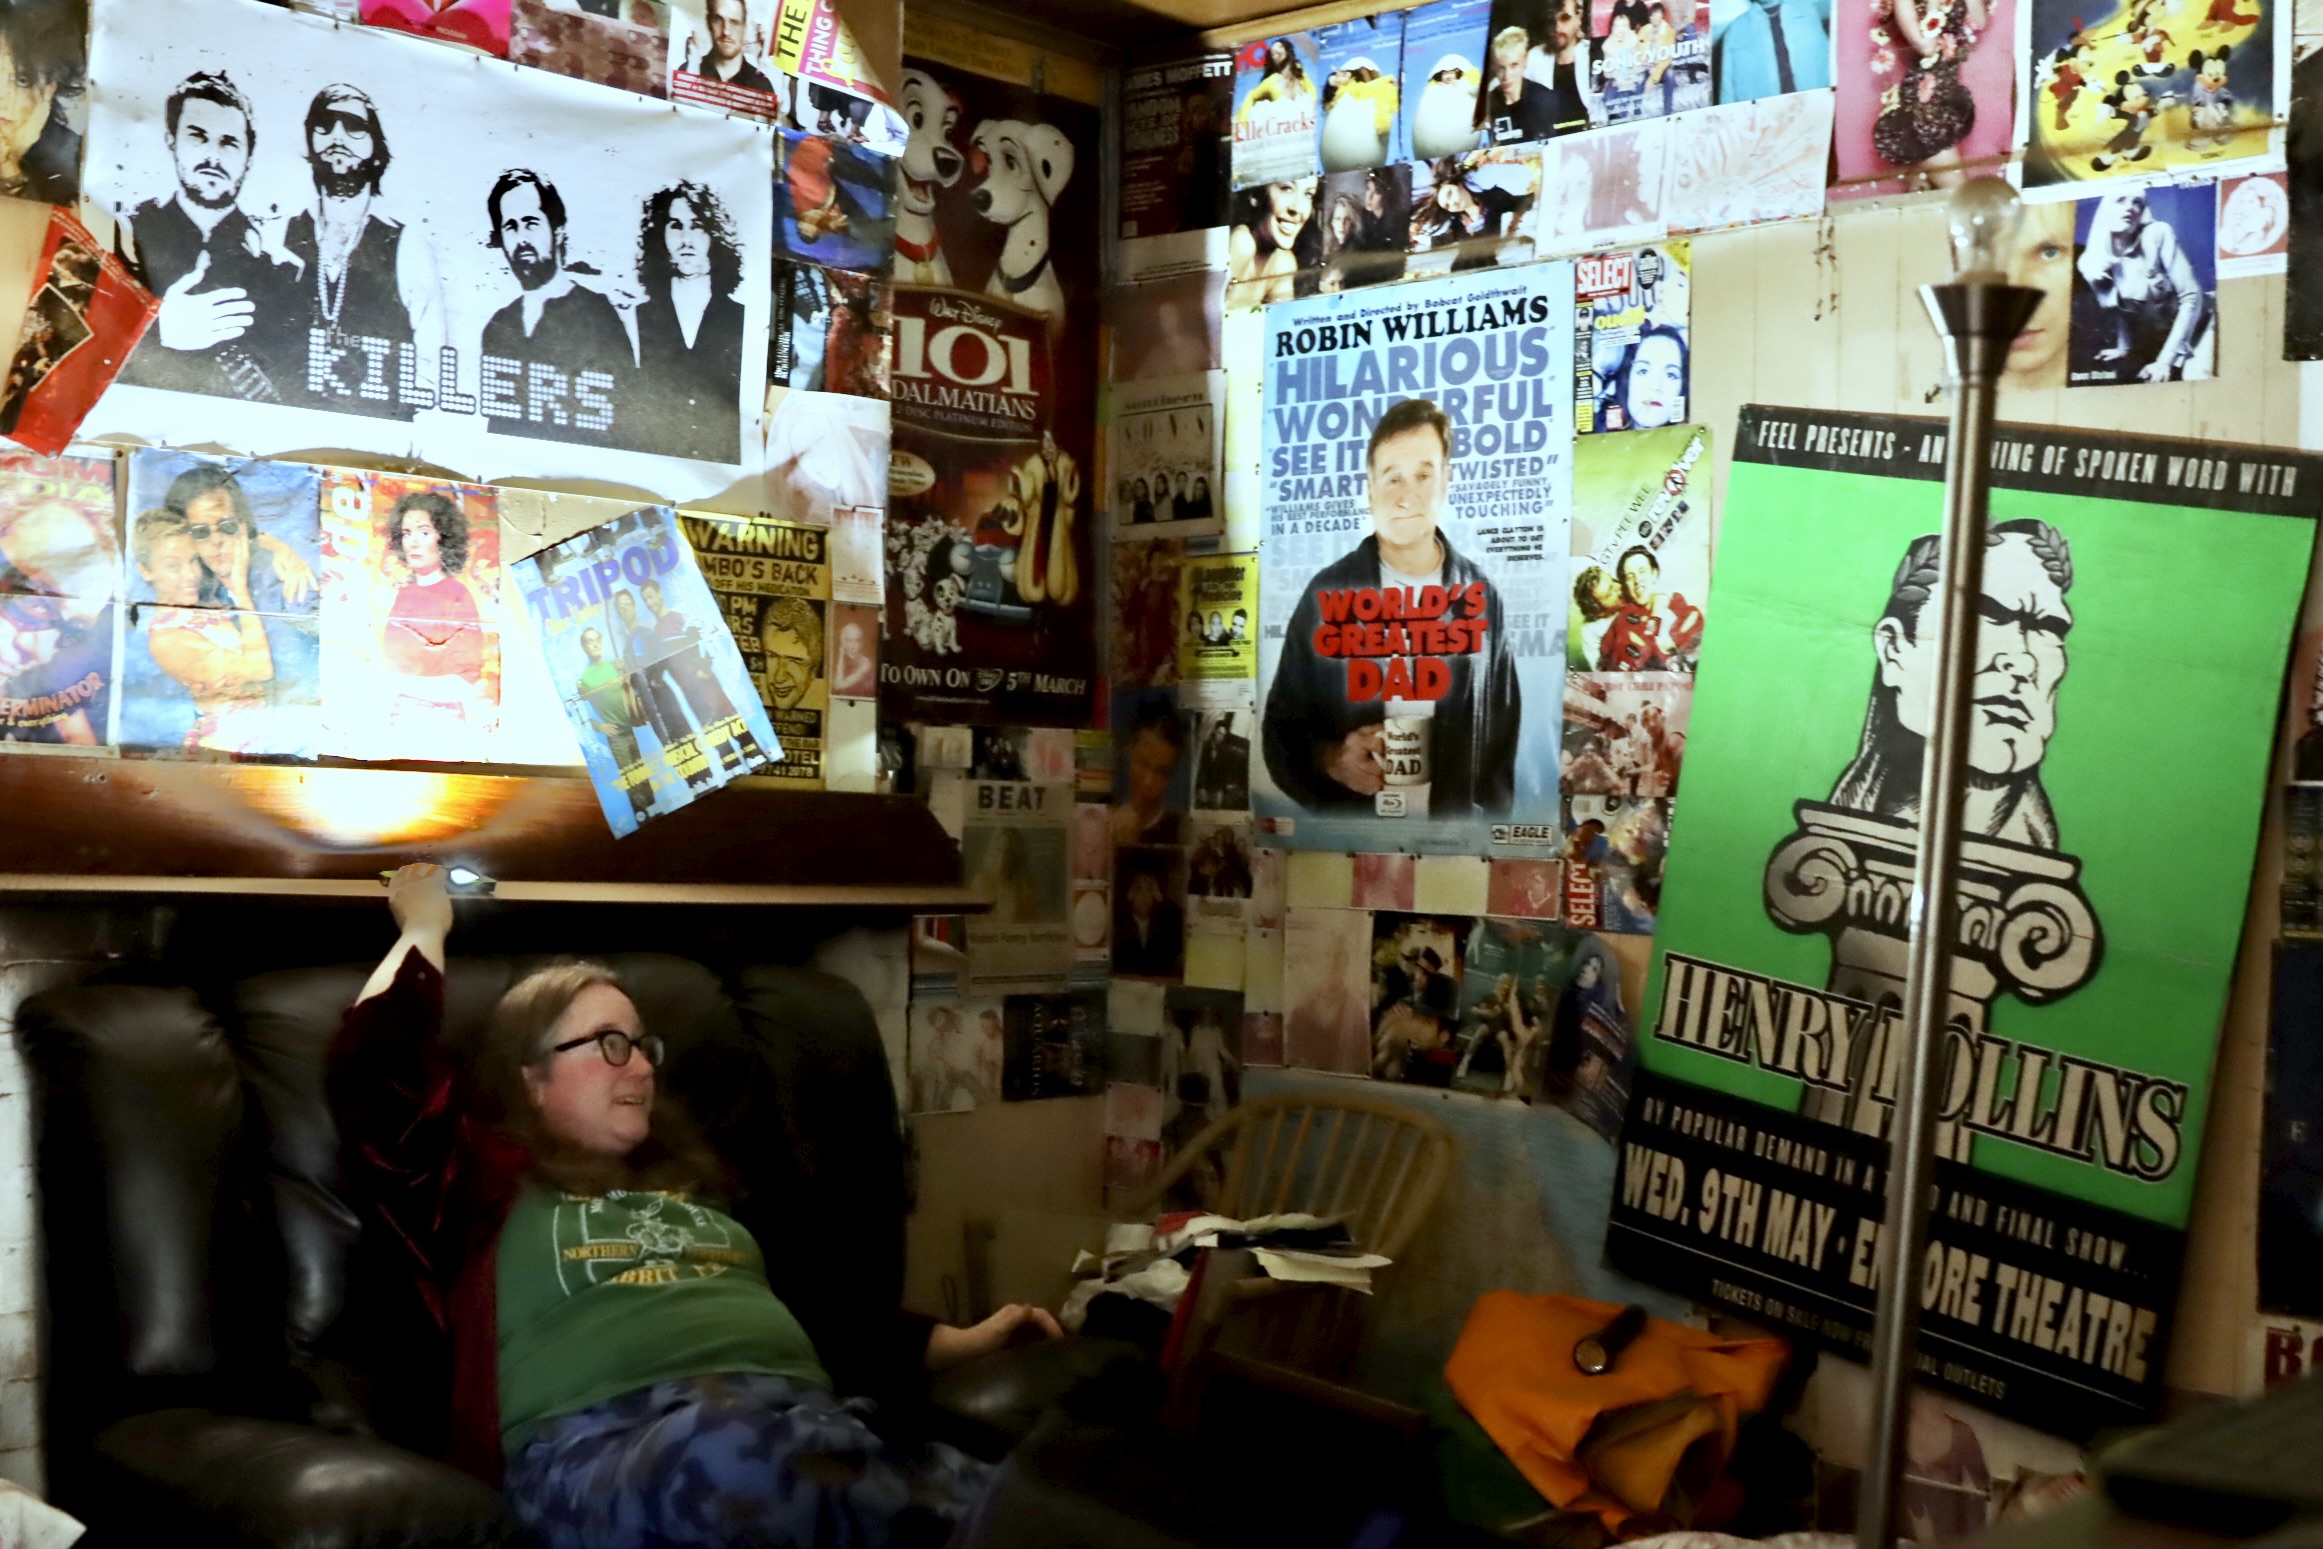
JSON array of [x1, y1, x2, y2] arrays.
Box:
[[1855, 177, 2046, 1549]]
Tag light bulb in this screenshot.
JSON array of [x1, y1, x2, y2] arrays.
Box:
[[1947, 177, 2023, 284]]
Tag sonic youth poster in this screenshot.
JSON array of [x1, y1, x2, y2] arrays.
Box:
[[2020, 0, 2284, 194], [1315, 14, 1406, 174], [1108, 371, 1224, 542], [1403, 0, 1491, 162], [514, 504, 779, 837], [1606, 407, 2321, 1436], [1233, 33, 1323, 189], [1256, 264, 1575, 857], [513, 0, 671, 98], [881, 57, 1099, 727], [1118, 47, 1235, 283], [679, 510, 828, 786], [1574, 242, 1690, 434], [85, 0, 774, 498], [1831, 0, 2015, 196], [2067, 182, 2217, 384], [0, 452, 114, 746]]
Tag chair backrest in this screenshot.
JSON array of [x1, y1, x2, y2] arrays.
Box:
[[1129, 1092, 1455, 1259]]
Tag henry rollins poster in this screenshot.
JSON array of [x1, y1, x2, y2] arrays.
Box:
[[1255, 265, 1573, 856], [83, 0, 773, 500]]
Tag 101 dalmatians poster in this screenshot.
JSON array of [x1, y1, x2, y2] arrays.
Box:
[[880, 56, 1099, 726]]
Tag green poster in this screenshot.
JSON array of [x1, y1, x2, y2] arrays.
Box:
[[1607, 407, 2320, 1436]]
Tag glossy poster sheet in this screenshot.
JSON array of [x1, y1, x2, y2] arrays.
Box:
[[513, 0, 672, 98], [0, 451, 115, 747], [1831, 0, 2016, 196], [0, 210, 157, 457], [679, 510, 828, 786], [1255, 263, 1574, 857], [1573, 242, 1690, 434], [1108, 370, 1224, 542], [1665, 89, 1835, 231], [1116, 47, 1234, 283], [86, 0, 774, 498], [1606, 406, 2320, 1435], [1315, 13, 1407, 174], [1233, 32, 1323, 188], [1402, 0, 1492, 162], [2067, 180, 2217, 385]]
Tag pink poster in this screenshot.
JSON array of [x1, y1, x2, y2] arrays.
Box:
[[1831, 0, 2016, 198]]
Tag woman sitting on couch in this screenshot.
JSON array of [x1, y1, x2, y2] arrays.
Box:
[[332, 863, 1059, 1549]]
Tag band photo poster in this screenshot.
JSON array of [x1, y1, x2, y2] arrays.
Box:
[[1605, 407, 2321, 1435], [84, 0, 776, 501], [1255, 263, 1575, 857], [879, 55, 1100, 727]]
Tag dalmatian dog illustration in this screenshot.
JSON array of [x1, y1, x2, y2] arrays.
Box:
[[895, 68, 962, 286], [970, 118, 1074, 327]]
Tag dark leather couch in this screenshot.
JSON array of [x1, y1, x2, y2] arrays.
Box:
[[19, 953, 1134, 1547]]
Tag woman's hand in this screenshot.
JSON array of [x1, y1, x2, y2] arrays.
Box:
[[258, 535, 317, 608], [223, 520, 257, 609], [924, 1304, 1064, 1371]]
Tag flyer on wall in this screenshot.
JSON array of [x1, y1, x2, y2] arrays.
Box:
[[512, 0, 671, 97], [1179, 551, 1258, 684], [1254, 263, 1575, 857], [1117, 46, 1235, 283], [679, 510, 830, 787], [880, 56, 1099, 727], [1108, 370, 1225, 542], [955, 777, 1075, 992], [1605, 406, 2322, 1436], [513, 504, 779, 837], [0, 451, 115, 747], [85, 0, 775, 501]]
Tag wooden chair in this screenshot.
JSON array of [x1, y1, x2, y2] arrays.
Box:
[[1124, 1090, 1457, 1412]]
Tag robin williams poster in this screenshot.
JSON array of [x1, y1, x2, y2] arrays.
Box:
[[1255, 263, 1574, 857], [1605, 407, 2320, 1436], [83, 0, 774, 499], [879, 56, 1098, 726]]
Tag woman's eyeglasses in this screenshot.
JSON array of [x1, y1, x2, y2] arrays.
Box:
[[546, 1030, 664, 1068], [186, 518, 243, 542]]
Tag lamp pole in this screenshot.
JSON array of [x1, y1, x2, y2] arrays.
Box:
[[1855, 178, 2045, 1549]]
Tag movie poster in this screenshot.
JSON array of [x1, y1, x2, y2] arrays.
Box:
[[1315, 13, 1407, 174], [908, 994, 1005, 1113], [2067, 182, 2218, 385], [1665, 90, 1835, 231], [1710, 0, 1833, 101], [1003, 989, 1107, 1100], [1831, 0, 2014, 197], [0, 210, 157, 457], [86, 0, 774, 499], [0, 451, 114, 746], [513, 0, 670, 96], [1118, 46, 1235, 283], [117, 450, 320, 757], [881, 58, 1099, 726], [680, 510, 827, 786], [363, 0, 511, 55], [1535, 118, 1671, 256], [1179, 551, 1257, 682], [2021, 0, 2283, 194], [1605, 406, 2320, 1436], [1254, 264, 1575, 858], [1403, 0, 1491, 162], [1109, 371, 1224, 541], [956, 777, 1073, 992], [1233, 32, 1323, 188], [513, 504, 779, 836], [1574, 243, 1690, 434]]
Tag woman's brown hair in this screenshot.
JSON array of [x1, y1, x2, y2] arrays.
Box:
[[474, 960, 726, 1198]]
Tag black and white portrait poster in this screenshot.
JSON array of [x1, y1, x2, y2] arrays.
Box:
[[85, 0, 774, 500], [1107, 370, 1224, 542]]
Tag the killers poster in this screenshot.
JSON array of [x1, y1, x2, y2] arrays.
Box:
[[85, 0, 774, 499], [1255, 264, 1574, 857], [0, 452, 116, 746], [513, 504, 779, 837], [1606, 407, 2321, 1435], [679, 510, 828, 786], [880, 57, 1098, 727]]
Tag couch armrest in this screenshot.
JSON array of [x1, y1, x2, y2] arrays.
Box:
[[89, 1409, 511, 1548], [925, 1337, 1159, 1461]]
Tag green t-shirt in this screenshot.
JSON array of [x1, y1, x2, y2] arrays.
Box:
[[496, 1185, 830, 1456], [576, 658, 629, 728]]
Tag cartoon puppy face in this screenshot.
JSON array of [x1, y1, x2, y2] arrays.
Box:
[[971, 119, 1075, 223], [898, 69, 964, 211]]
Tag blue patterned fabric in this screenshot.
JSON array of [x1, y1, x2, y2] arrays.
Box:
[[505, 1372, 993, 1549]]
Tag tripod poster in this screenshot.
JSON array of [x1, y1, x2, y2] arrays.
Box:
[[1604, 407, 2320, 1436]]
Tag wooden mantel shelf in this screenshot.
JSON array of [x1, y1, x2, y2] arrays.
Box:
[[0, 755, 978, 909]]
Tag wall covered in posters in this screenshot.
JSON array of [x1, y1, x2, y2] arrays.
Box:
[[1606, 407, 2320, 1436]]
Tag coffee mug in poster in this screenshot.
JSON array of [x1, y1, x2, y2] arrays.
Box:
[[2067, 182, 2217, 385], [1255, 264, 1575, 857], [1108, 371, 1224, 542], [880, 57, 1098, 727], [1402, 0, 1491, 162], [1315, 13, 1407, 175], [2020, 0, 2283, 194], [116, 449, 321, 757], [1605, 406, 2321, 1435], [1830, 0, 2014, 197], [320, 472, 501, 762], [1233, 33, 1323, 189], [513, 504, 779, 836], [1573, 243, 1689, 435], [85, 0, 774, 500], [0, 451, 114, 746]]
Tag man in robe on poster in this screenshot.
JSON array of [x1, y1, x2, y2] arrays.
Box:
[[117, 71, 302, 404], [1262, 396, 1521, 817], [479, 169, 634, 448]]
